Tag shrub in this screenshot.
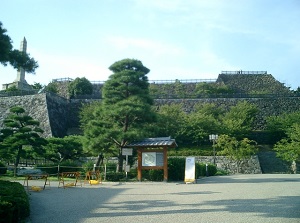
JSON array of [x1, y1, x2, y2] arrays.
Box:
[[168, 157, 186, 181], [68, 77, 93, 98], [142, 169, 164, 181], [168, 146, 213, 156], [82, 161, 95, 172], [0, 180, 30, 223], [168, 157, 217, 181], [195, 163, 217, 177], [35, 164, 58, 175], [105, 172, 126, 181], [0, 162, 7, 175], [59, 160, 82, 173]]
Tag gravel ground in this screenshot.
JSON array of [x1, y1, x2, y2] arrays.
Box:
[[21, 174, 300, 223]]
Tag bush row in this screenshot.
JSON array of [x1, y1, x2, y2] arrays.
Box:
[[0, 180, 30, 223], [105, 158, 217, 182], [2, 158, 217, 182], [0, 162, 7, 175]]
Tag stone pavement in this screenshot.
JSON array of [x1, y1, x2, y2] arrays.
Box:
[[21, 174, 300, 223]]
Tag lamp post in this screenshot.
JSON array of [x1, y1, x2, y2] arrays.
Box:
[[209, 134, 218, 165]]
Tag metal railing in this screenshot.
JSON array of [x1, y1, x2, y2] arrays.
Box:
[[221, 71, 268, 75], [51, 78, 217, 84], [148, 79, 216, 84], [52, 77, 74, 82]]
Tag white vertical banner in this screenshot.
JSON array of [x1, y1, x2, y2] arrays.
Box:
[[184, 157, 196, 183]]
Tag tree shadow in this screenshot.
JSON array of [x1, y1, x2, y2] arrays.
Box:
[[28, 179, 300, 222], [201, 175, 300, 184]]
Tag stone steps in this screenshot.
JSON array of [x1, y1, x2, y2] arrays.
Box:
[[258, 151, 290, 173]]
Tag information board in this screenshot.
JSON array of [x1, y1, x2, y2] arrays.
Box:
[[122, 148, 133, 156], [142, 152, 164, 166], [156, 152, 164, 166]]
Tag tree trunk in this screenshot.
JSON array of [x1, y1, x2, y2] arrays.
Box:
[[117, 148, 124, 172], [95, 153, 104, 171], [14, 147, 22, 177]]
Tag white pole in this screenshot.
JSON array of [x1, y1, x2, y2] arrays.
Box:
[[126, 155, 128, 179]]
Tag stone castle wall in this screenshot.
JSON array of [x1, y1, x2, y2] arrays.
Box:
[[195, 155, 262, 174], [0, 93, 52, 137], [2, 95, 300, 139], [155, 97, 300, 130], [0, 92, 69, 138]]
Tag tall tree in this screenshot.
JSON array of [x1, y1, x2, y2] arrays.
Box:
[[154, 103, 187, 144], [273, 123, 300, 173], [0, 22, 38, 73], [0, 107, 47, 176], [68, 77, 93, 98], [184, 103, 224, 146], [82, 59, 156, 171], [215, 134, 258, 173], [266, 111, 300, 144], [221, 101, 258, 139], [43, 135, 84, 163]]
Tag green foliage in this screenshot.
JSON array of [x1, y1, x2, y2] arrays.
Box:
[[154, 103, 187, 144], [5, 85, 19, 92], [184, 103, 223, 145], [68, 77, 93, 97], [0, 180, 30, 223], [215, 169, 230, 176], [216, 135, 258, 160], [0, 22, 38, 73], [152, 101, 258, 147], [266, 111, 300, 144], [221, 101, 258, 139], [45, 82, 58, 93], [142, 169, 164, 181], [43, 135, 84, 163], [59, 160, 82, 173], [148, 81, 235, 99], [168, 157, 186, 181], [168, 147, 213, 156], [35, 164, 58, 175], [0, 22, 12, 66], [105, 172, 126, 181], [195, 82, 234, 96], [273, 123, 300, 172], [31, 82, 44, 90], [168, 158, 217, 181], [82, 58, 156, 171], [195, 163, 217, 177], [0, 162, 7, 175], [0, 106, 47, 176], [8, 49, 39, 73], [215, 134, 258, 173], [82, 161, 95, 172]]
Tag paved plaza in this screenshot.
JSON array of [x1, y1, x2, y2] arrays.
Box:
[[22, 174, 300, 223]]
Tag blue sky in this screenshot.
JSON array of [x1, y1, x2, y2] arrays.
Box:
[[1, 0, 300, 89]]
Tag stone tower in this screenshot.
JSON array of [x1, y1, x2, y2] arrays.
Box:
[[15, 37, 27, 83], [2, 37, 32, 90]]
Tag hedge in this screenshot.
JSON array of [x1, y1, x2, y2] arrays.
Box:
[[0, 162, 7, 175], [0, 180, 30, 223]]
